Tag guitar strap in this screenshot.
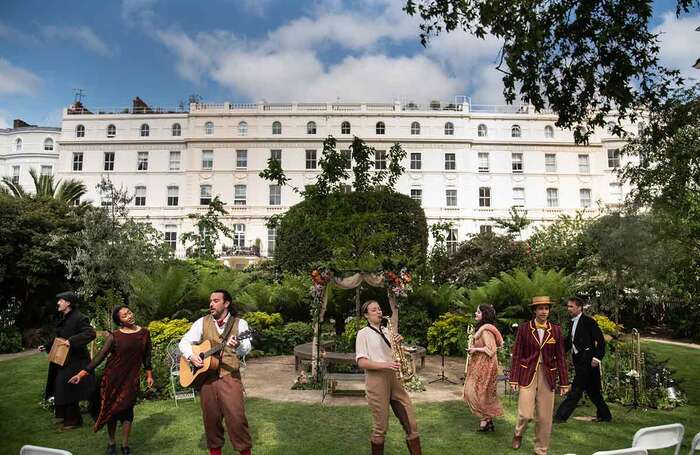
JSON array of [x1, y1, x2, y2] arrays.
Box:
[[218, 316, 239, 359]]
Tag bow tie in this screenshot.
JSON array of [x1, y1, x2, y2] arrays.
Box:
[[535, 322, 548, 330], [216, 319, 227, 328]]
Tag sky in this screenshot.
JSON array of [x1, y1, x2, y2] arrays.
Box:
[[0, 0, 698, 128]]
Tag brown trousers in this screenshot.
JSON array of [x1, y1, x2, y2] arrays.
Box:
[[365, 370, 419, 445], [514, 359, 555, 455], [200, 373, 252, 451]]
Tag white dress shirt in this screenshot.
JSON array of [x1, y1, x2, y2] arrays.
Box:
[[571, 313, 582, 354], [179, 313, 252, 360]]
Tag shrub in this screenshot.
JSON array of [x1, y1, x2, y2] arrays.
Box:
[[336, 317, 367, 353], [398, 304, 432, 348], [426, 312, 473, 356], [593, 314, 623, 338], [244, 311, 283, 332], [0, 327, 23, 353], [258, 322, 313, 355], [147, 318, 193, 349]]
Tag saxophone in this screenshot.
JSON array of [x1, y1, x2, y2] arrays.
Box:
[[384, 316, 415, 382]]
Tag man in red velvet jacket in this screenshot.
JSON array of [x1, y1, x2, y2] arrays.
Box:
[[509, 296, 569, 455]]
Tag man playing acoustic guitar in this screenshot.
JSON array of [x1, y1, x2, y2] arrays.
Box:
[[179, 289, 253, 455]]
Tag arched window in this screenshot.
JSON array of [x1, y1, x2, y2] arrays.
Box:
[[107, 124, 116, 138], [444, 122, 454, 135], [544, 125, 554, 138], [637, 123, 645, 136], [272, 121, 282, 135], [341, 121, 351, 135], [15, 138, 22, 152], [76, 124, 85, 138], [238, 121, 248, 136], [44, 138, 54, 151], [376, 121, 385, 135], [171, 123, 181, 137], [607, 122, 616, 134], [205, 121, 214, 135], [477, 124, 487, 137], [411, 122, 421, 135], [140, 124, 150, 137], [306, 121, 317, 135], [511, 125, 521, 138]]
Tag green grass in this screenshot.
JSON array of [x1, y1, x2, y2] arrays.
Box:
[[1, 341, 698, 454]]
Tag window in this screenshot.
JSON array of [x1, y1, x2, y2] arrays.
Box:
[[478, 152, 490, 173], [580, 188, 592, 208], [511, 125, 521, 138], [410, 152, 422, 170], [269, 185, 281, 205], [104, 152, 115, 171], [545, 153, 557, 172], [201, 150, 214, 170], [546, 188, 559, 207], [167, 186, 179, 206], [607, 121, 616, 134], [11, 166, 19, 185], [233, 224, 246, 248], [444, 153, 456, 170], [341, 121, 351, 135], [374, 150, 387, 170], [236, 150, 248, 169], [200, 185, 212, 205], [341, 149, 352, 169], [513, 187, 525, 207], [305, 150, 317, 169], [72, 152, 83, 171], [578, 154, 590, 173], [270, 149, 282, 164], [44, 138, 54, 151], [341, 184, 353, 194], [512, 153, 524, 173], [607, 149, 620, 168], [477, 124, 488, 137], [444, 122, 454, 135], [204, 121, 214, 135], [480, 225, 493, 234], [234, 184, 247, 205], [272, 121, 282, 135], [134, 186, 146, 206], [267, 228, 277, 256], [169, 151, 181, 171], [410, 188, 422, 204], [609, 183, 622, 202], [544, 125, 554, 138], [140, 124, 150, 137], [137, 151, 149, 171], [40, 165, 52, 176], [107, 124, 116, 138], [411, 122, 421, 135], [171, 123, 181, 137], [446, 228, 458, 254], [479, 187, 491, 207], [306, 121, 317, 135], [446, 189, 458, 207], [165, 225, 177, 252], [376, 121, 385, 135], [76, 125, 85, 138], [15, 138, 22, 152], [238, 121, 248, 136]]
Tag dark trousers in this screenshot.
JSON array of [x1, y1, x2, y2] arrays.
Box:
[[555, 353, 611, 421], [55, 402, 83, 426]]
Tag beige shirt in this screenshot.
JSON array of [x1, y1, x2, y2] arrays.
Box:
[[355, 325, 393, 363]]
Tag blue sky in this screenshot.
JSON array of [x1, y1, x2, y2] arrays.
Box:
[[0, 0, 697, 127]]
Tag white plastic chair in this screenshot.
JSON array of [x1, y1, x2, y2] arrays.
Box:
[[593, 448, 648, 455], [632, 423, 685, 455], [20, 446, 72, 455], [690, 432, 700, 454]]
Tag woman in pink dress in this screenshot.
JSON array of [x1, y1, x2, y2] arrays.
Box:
[[463, 304, 504, 432]]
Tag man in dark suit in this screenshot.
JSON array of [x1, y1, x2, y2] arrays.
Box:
[[554, 296, 612, 423]]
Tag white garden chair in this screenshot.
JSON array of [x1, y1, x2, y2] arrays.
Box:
[[632, 423, 685, 455], [20, 446, 72, 455], [166, 339, 197, 407], [690, 432, 700, 454], [593, 448, 648, 455]]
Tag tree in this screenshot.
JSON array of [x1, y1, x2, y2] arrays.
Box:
[[2, 168, 86, 205], [527, 212, 592, 273], [403, 0, 697, 143], [181, 196, 234, 258], [491, 207, 531, 239]]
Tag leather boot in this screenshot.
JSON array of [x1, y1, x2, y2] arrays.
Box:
[[406, 437, 422, 455], [371, 441, 384, 455], [512, 434, 522, 450]]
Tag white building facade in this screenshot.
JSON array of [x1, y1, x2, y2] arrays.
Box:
[[56, 101, 630, 258], [1, 121, 61, 190]]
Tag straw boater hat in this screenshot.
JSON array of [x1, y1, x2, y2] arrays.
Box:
[[531, 295, 551, 306]]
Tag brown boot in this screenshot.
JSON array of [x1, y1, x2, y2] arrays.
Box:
[[406, 437, 422, 455], [512, 434, 522, 450], [371, 441, 384, 455]]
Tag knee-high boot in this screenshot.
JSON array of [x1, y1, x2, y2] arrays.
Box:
[[406, 436, 422, 455], [371, 441, 384, 455]]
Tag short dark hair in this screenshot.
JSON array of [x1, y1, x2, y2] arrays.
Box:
[[568, 296, 584, 308], [112, 305, 129, 327], [476, 304, 497, 329], [212, 289, 232, 305]]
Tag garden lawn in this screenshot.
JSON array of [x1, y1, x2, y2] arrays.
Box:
[[1, 341, 698, 455]]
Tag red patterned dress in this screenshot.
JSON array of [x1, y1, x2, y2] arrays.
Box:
[[86, 328, 152, 431], [463, 324, 504, 419]]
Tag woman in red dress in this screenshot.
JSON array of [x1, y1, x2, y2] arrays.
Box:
[[69, 306, 153, 455]]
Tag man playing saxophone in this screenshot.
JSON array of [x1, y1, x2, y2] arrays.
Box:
[[356, 300, 422, 455]]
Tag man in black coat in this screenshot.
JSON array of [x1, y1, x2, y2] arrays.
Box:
[[40, 291, 96, 430], [554, 297, 612, 423]]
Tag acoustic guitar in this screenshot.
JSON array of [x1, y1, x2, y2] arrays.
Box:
[[179, 330, 254, 388]]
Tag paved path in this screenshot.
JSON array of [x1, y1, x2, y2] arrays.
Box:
[[641, 337, 700, 350], [0, 349, 38, 362]]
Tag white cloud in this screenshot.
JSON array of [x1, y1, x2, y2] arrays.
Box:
[[121, 0, 157, 22], [239, 0, 272, 17], [0, 21, 40, 44], [42, 26, 113, 57], [653, 12, 700, 82], [0, 58, 42, 96]]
